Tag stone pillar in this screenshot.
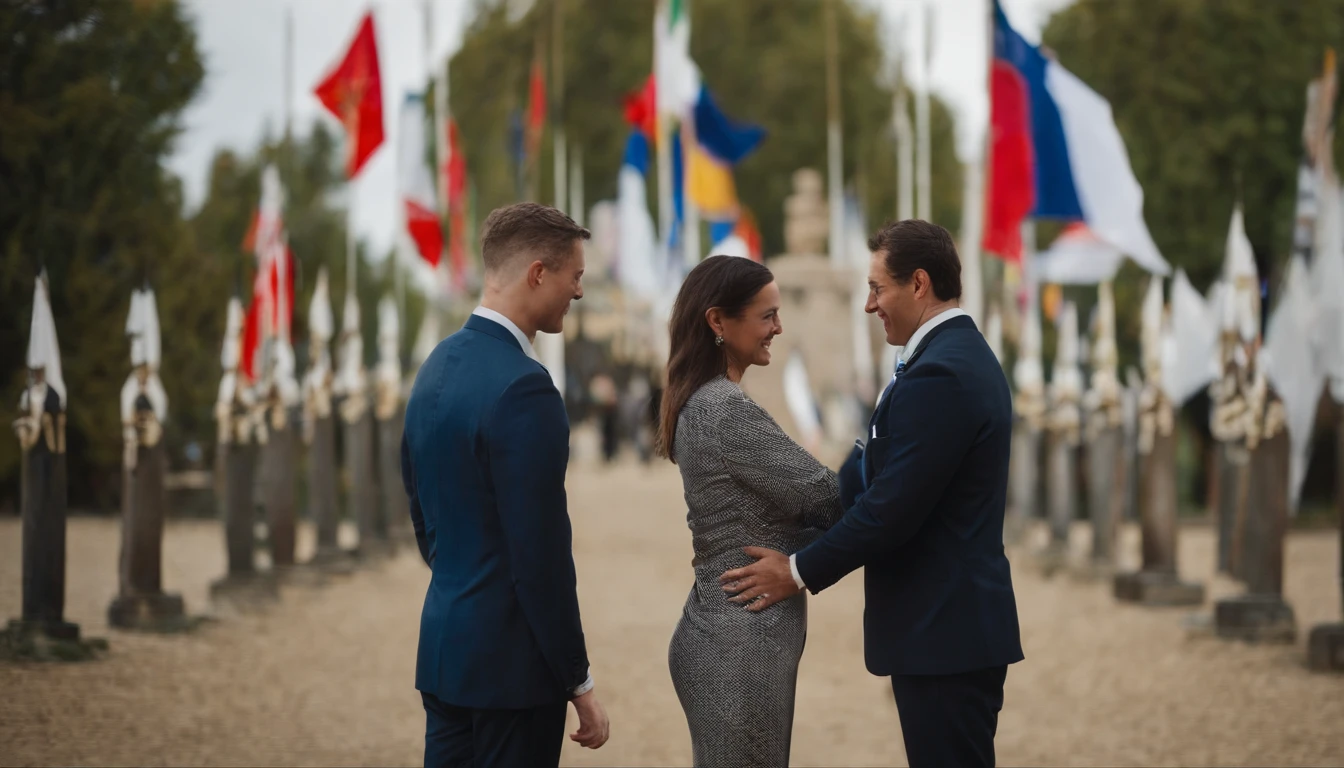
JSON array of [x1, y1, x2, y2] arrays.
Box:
[[1215, 413, 1296, 643], [210, 437, 278, 605], [1215, 442, 1250, 577], [1307, 410, 1344, 671], [307, 413, 349, 571], [1007, 423, 1040, 546], [345, 409, 389, 562], [108, 436, 187, 631], [261, 408, 298, 571], [1087, 424, 1126, 572], [1044, 429, 1076, 557], [12, 388, 77, 641], [378, 406, 412, 548], [1114, 399, 1204, 605]]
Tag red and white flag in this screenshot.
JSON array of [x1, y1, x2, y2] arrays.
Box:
[[240, 165, 294, 384], [399, 93, 443, 268]]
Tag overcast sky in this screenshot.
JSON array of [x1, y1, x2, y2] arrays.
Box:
[[165, 0, 1073, 260]]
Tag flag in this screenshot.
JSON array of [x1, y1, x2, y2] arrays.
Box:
[[624, 75, 657, 141], [399, 93, 443, 268], [617, 131, 660, 299], [686, 86, 765, 221], [314, 10, 385, 178], [239, 166, 295, 383], [655, 0, 700, 120], [526, 55, 546, 162], [26, 270, 65, 406], [985, 0, 1167, 275]]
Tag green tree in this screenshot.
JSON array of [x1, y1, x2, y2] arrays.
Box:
[[0, 0, 206, 510], [1042, 0, 1344, 293], [446, 0, 963, 260]]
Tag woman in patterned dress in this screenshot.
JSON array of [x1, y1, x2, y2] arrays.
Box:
[[658, 255, 844, 767]]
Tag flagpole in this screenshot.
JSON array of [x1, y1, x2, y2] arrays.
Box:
[[683, 121, 700, 269], [825, 0, 844, 267], [654, 0, 673, 278], [570, 144, 584, 227], [551, 0, 567, 214], [895, 65, 914, 222], [282, 5, 293, 345], [915, 1, 932, 222]]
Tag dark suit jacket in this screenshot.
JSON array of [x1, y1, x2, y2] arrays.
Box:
[[401, 314, 589, 709], [794, 314, 1024, 677]]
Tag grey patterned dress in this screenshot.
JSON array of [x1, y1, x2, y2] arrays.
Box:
[[668, 376, 843, 767]]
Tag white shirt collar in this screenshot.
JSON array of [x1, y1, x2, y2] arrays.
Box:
[[472, 306, 539, 362], [899, 307, 968, 365]]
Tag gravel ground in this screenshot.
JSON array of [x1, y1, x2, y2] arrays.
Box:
[[1, 457, 1342, 767]]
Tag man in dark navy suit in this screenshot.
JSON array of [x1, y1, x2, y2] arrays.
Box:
[[721, 219, 1023, 767], [402, 203, 609, 767]]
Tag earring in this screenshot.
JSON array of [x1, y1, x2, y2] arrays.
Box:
[[715, 335, 724, 347]]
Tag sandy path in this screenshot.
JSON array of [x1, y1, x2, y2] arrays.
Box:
[[1, 458, 1342, 766]]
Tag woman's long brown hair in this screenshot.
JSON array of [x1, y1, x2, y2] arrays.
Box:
[[657, 255, 774, 462]]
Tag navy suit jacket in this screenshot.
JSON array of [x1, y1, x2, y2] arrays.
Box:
[[794, 315, 1024, 677], [401, 314, 589, 709]]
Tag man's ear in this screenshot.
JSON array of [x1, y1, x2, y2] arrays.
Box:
[[913, 269, 931, 300], [526, 259, 546, 288]]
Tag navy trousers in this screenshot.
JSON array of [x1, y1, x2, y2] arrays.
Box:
[[890, 665, 1008, 768], [422, 691, 567, 768]]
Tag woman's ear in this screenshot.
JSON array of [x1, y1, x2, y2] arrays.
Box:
[[704, 307, 724, 337]]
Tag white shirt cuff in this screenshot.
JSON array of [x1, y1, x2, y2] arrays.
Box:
[[570, 671, 594, 698], [789, 554, 806, 590]]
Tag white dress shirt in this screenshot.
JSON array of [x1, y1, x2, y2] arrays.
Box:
[[788, 307, 968, 590], [471, 306, 540, 362], [470, 306, 593, 697]]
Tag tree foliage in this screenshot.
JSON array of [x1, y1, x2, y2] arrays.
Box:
[[0, 0, 205, 510]]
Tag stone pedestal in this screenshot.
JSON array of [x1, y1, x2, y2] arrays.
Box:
[[1039, 429, 1076, 573], [260, 418, 298, 569], [1087, 425, 1126, 572], [1214, 593, 1296, 643], [344, 411, 391, 562], [378, 408, 412, 548], [308, 414, 351, 572], [1307, 623, 1344, 671], [1, 619, 106, 663], [1007, 424, 1040, 545], [109, 441, 189, 631], [1215, 442, 1250, 576], [1215, 428, 1295, 643], [1115, 427, 1204, 606], [210, 441, 278, 606]]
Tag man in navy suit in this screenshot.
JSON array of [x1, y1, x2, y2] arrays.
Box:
[[402, 202, 609, 767], [721, 219, 1023, 767]]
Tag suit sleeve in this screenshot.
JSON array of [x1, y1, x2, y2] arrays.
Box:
[[719, 393, 843, 532], [400, 431, 432, 567], [488, 370, 590, 694], [794, 361, 976, 593]]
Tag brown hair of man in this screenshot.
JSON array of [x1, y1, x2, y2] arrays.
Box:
[[480, 202, 591, 276], [868, 219, 962, 301]]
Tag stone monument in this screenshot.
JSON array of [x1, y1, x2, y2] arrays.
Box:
[[1042, 301, 1082, 570], [1114, 279, 1205, 606], [108, 288, 189, 630], [209, 296, 279, 606], [375, 298, 409, 550], [1008, 298, 1046, 546], [303, 269, 351, 572], [1082, 282, 1127, 576], [336, 292, 388, 563], [2, 272, 104, 661]]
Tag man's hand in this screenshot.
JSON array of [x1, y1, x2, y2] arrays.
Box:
[[569, 689, 610, 749], [719, 546, 800, 612]]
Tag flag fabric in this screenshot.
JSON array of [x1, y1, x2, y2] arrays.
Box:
[[986, 0, 1167, 275], [617, 131, 660, 300], [624, 75, 657, 141], [26, 271, 66, 406], [1034, 223, 1125, 285], [239, 166, 294, 384], [1263, 256, 1325, 511], [399, 93, 443, 268], [313, 11, 385, 178], [526, 55, 546, 162], [655, 0, 700, 120], [686, 86, 766, 221]]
